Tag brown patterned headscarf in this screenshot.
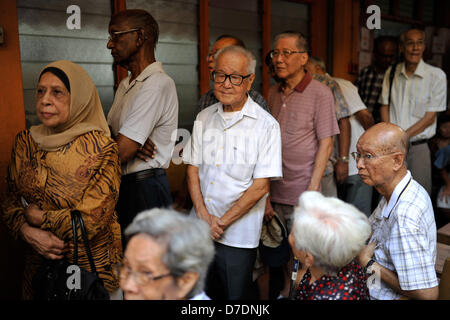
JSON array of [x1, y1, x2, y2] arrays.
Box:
[[30, 60, 110, 151]]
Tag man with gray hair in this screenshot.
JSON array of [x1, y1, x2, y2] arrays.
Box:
[[356, 123, 438, 300], [183, 45, 282, 299], [119, 208, 214, 300], [379, 28, 447, 195], [265, 32, 338, 298]]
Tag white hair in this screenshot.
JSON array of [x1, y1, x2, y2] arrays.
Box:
[[214, 45, 256, 74], [125, 208, 215, 299], [292, 191, 371, 275]]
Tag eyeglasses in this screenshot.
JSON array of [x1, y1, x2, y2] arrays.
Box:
[[114, 263, 172, 286], [108, 28, 140, 42], [351, 151, 400, 162], [270, 49, 306, 59], [212, 71, 252, 86]]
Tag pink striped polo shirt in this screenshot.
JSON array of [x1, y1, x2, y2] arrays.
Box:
[[268, 72, 339, 206]]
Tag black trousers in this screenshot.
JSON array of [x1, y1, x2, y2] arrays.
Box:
[[205, 242, 257, 300], [116, 170, 172, 237]]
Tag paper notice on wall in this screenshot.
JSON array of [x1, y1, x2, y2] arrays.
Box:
[[432, 34, 446, 54], [359, 51, 372, 71], [427, 54, 443, 68], [360, 27, 371, 51]]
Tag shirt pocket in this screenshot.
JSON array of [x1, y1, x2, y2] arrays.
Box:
[[224, 144, 256, 182], [411, 88, 429, 119], [285, 109, 313, 135]]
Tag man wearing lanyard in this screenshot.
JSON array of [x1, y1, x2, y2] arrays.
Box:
[[356, 123, 438, 300]]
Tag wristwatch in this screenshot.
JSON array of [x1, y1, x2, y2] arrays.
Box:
[[364, 258, 376, 276], [338, 156, 349, 163]]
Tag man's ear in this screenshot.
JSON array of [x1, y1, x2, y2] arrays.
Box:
[[246, 73, 255, 90], [175, 272, 200, 299], [392, 152, 405, 171]]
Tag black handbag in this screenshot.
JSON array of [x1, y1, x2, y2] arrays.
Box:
[[33, 210, 110, 300]]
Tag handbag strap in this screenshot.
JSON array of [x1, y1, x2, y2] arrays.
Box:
[[71, 210, 98, 275], [71, 211, 78, 265], [388, 62, 397, 106]]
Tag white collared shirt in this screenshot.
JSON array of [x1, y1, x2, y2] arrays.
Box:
[[379, 59, 447, 141], [107, 61, 179, 175], [333, 78, 367, 176], [368, 170, 438, 300], [183, 96, 283, 248]]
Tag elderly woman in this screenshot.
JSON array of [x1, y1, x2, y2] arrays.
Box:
[[117, 208, 215, 300], [1, 60, 122, 299], [288, 191, 371, 300]]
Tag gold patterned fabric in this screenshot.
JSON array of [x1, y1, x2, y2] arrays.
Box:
[[1, 130, 122, 299]]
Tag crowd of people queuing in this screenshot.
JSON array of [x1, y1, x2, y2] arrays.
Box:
[[1, 9, 448, 300]]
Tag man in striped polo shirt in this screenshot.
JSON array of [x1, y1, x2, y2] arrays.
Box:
[[379, 28, 447, 195]]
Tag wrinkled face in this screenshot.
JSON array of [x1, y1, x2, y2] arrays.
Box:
[[107, 19, 139, 65], [272, 36, 308, 81], [36, 72, 70, 128], [120, 235, 178, 300], [375, 40, 397, 70], [213, 51, 254, 110], [355, 134, 395, 188], [207, 38, 239, 75], [401, 30, 425, 65]]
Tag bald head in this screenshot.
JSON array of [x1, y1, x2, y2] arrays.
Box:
[[360, 123, 409, 157]]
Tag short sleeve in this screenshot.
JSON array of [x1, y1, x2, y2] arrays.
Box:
[[315, 88, 340, 141], [428, 69, 447, 112], [253, 121, 283, 180], [387, 210, 438, 291], [119, 75, 175, 145]]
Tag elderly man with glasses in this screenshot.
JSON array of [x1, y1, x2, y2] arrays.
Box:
[[264, 31, 339, 298], [106, 10, 178, 234], [356, 122, 438, 300], [183, 45, 282, 300]]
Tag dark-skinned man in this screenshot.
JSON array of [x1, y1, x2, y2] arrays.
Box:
[[106, 10, 178, 232]]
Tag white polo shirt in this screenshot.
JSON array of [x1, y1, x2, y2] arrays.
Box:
[[183, 96, 283, 249], [333, 78, 367, 176], [379, 59, 447, 142], [107, 62, 179, 175]]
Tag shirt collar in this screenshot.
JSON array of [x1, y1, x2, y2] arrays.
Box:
[[400, 59, 425, 78], [216, 94, 258, 127], [381, 170, 412, 218], [278, 70, 313, 93], [125, 61, 164, 88]]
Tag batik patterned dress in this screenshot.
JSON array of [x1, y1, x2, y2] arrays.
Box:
[[1, 130, 122, 299]]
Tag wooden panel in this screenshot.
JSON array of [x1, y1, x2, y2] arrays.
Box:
[[199, 0, 209, 96], [436, 243, 450, 276], [438, 223, 450, 246], [0, 0, 27, 300], [262, 0, 271, 100]]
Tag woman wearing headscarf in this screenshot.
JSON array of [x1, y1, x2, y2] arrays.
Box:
[[1, 60, 122, 299]]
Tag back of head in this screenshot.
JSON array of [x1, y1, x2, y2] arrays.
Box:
[[292, 191, 371, 275], [125, 208, 214, 298], [307, 56, 327, 73], [215, 34, 246, 48], [214, 45, 256, 74], [110, 9, 159, 49], [274, 30, 309, 53]]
